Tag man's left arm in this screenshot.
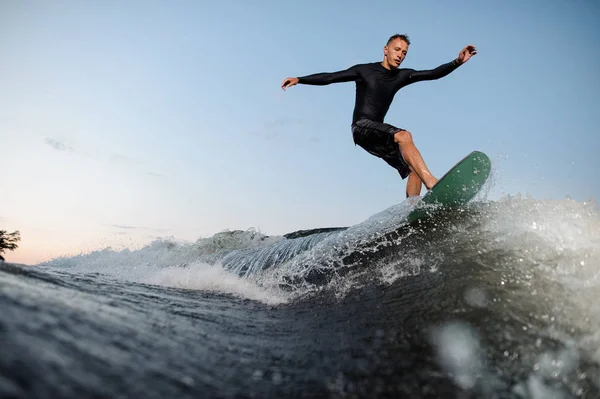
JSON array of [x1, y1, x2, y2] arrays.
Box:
[[408, 44, 477, 82]]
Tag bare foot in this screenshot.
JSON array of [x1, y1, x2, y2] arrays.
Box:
[[424, 177, 439, 190]]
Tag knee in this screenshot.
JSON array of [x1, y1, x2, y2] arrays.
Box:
[[393, 130, 413, 144]]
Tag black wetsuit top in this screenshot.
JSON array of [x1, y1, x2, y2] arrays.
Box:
[[298, 60, 461, 124]]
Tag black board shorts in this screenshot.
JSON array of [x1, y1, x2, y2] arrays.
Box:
[[351, 119, 410, 179]]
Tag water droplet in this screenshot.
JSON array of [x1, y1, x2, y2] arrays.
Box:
[[253, 370, 263, 380], [180, 376, 194, 386], [272, 371, 283, 385]]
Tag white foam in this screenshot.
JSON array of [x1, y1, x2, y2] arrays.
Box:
[[145, 262, 289, 305], [480, 196, 600, 360], [260, 201, 420, 292], [194, 228, 280, 255], [37, 232, 288, 305]]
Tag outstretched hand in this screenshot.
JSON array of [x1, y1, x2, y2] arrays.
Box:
[[281, 77, 299, 91], [457, 45, 477, 64]]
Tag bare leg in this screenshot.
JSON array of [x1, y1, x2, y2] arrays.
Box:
[[406, 168, 423, 198], [394, 130, 438, 189]]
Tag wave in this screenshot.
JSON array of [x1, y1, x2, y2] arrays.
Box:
[[37, 194, 599, 316], [22, 194, 600, 396]]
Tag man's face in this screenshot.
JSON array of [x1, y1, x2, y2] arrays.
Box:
[[384, 38, 409, 69]]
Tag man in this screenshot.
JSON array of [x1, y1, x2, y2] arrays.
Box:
[[281, 34, 477, 197]]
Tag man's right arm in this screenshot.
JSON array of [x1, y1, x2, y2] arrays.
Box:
[[298, 65, 360, 85], [281, 65, 360, 90]]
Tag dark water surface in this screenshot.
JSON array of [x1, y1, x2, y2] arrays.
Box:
[[1, 196, 599, 398]]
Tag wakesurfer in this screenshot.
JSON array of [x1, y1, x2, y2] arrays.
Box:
[[281, 34, 477, 197]]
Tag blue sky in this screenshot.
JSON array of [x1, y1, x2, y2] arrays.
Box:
[[1, 0, 598, 264]]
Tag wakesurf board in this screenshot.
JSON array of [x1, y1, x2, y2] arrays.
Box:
[[407, 151, 491, 224]]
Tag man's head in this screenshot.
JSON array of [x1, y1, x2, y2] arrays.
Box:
[[383, 34, 410, 70]]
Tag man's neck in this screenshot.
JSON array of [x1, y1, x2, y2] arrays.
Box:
[[380, 61, 392, 70]]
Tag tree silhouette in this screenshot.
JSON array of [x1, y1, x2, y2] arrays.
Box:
[[0, 230, 21, 262]]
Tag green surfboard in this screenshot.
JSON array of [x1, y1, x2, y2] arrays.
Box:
[[407, 151, 491, 223]]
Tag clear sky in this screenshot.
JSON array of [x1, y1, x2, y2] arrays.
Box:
[[1, 0, 599, 264]]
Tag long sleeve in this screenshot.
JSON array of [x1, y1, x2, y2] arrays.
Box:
[[298, 65, 360, 86], [407, 59, 461, 83]]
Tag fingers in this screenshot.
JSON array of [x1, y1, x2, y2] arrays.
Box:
[[458, 45, 477, 63], [281, 78, 292, 90], [281, 77, 298, 91], [457, 44, 478, 64]]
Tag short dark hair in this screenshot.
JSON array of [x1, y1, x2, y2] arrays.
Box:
[[387, 34, 410, 46]]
